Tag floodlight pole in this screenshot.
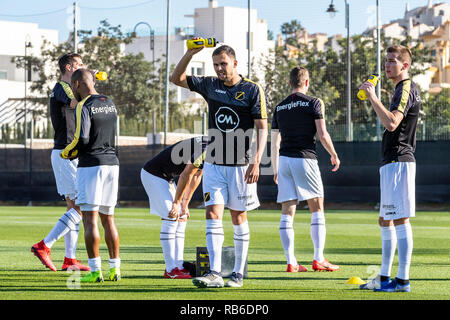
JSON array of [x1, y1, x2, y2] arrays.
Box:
[[376, 0, 381, 140], [248, 0, 251, 79], [73, 2, 78, 53], [328, 1, 351, 141], [164, 0, 170, 147], [345, 0, 352, 142], [133, 22, 155, 65]]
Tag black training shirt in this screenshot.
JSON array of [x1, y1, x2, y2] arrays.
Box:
[[187, 75, 267, 166], [381, 79, 420, 165], [63, 94, 119, 167], [272, 92, 324, 159], [143, 136, 208, 183], [49, 81, 76, 150]]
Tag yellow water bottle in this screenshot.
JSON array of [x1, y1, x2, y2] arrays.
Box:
[[187, 38, 218, 50], [357, 74, 379, 100], [95, 71, 108, 81]]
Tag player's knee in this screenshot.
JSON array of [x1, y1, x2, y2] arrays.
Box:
[[307, 197, 323, 213], [393, 217, 409, 226], [378, 217, 393, 227], [206, 205, 223, 220]]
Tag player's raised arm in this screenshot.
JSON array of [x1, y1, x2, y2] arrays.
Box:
[[170, 38, 204, 89]]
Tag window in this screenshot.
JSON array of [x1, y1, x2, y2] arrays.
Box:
[[190, 62, 204, 76], [196, 67, 204, 76], [0, 70, 6, 80]]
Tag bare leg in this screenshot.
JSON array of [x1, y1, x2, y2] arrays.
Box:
[[99, 213, 120, 259]]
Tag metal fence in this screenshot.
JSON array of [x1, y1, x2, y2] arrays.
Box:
[[1, 1, 449, 142]]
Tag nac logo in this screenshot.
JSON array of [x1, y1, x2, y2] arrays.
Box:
[[215, 106, 240, 132]]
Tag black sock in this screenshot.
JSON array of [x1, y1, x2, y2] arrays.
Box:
[[380, 275, 390, 282], [396, 277, 409, 285]]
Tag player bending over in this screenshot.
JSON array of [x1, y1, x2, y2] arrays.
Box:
[[141, 136, 207, 279]]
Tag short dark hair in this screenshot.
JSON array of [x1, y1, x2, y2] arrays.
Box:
[[212, 45, 236, 60], [71, 68, 94, 89], [58, 53, 82, 75], [289, 66, 309, 88]]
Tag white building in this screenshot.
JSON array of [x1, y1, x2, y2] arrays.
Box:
[[125, 0, 274, 111], [0, 20, 58, 139], [364, 1, 450, 41]]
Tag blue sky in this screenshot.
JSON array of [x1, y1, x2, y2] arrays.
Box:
[[0, 0, 441, 42]]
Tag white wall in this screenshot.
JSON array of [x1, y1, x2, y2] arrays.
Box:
[[125, 2, 274, 107], [0, 20, 58, 103]]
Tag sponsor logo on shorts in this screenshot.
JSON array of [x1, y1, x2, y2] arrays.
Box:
[[246, 201, 255, 206], [238, 195, 253, 200], [204, 192, 211, 202], [383, 204, 396, 215]]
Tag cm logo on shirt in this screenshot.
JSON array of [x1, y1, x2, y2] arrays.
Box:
[[215, 106, 240, 132]]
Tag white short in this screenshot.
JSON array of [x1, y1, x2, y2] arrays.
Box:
[[51, 149, 78, 200], [202, 162, 260, 212], [379, 162, 416, 220], [140, 169, 184, 220], [75, 165, 119, 215], [276, 156, 324, 203]]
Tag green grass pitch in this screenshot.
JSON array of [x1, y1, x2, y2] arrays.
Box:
[[0, 205, 449, 300]]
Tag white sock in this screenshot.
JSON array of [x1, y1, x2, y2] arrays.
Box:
[[310, 211, 326, 262], [175, 221, 187, 269], [109, 258, 121, 269], [88, 256, 101, 272], [396, 223, 413, 281], [233, 221, 250, 275], [279, 214, 297, 266], [380, 226, 397, 278], [64, 209, 82, 259], [206, 219, 224, 274], [44, 208, 81, 249], [160, 219, 178, 272]]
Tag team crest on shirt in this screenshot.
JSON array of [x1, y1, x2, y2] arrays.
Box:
[[215, 106, 240, 132], [235, 91, 245, 101]]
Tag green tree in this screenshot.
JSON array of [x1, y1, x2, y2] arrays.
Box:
[[12, 20, 193, 137], [280, 20, 303, 47], [254, 26, 436, 141]]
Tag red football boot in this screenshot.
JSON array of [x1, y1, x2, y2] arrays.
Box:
[[31, 240, 57, 272], [312, 259, 339, 272], [61, 257, 91, 271], [286, 264, 308, 272], [179, 268, 192, 277], [163, 268, 192, 279]]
